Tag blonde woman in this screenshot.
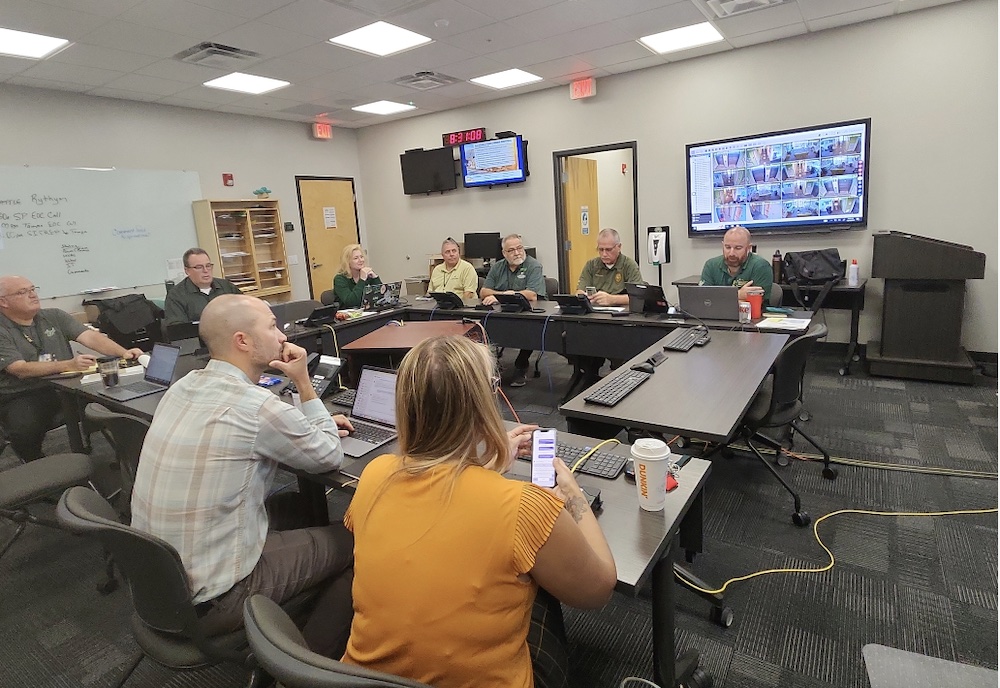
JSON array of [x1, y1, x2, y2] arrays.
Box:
[[333, 244, 381, 308], [342, 335, 616, 688]]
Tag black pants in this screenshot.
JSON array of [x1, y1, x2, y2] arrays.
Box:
[[0, 387, 64, 461], [514, 349, 533, 371]]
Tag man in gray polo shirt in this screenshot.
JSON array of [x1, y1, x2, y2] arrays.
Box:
[[0, 274, 143, 460]]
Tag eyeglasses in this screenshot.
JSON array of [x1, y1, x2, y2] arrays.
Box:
[[187, 263, 215, 271], [503, 245, 525, 255], [6, 286, 39, 297]]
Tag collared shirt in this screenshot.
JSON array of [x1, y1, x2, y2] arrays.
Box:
[[130, 359, 345, 603], [0, 308, 85, 395], [576, 254, 644, 295], [429, 259, 478, 296], [700, 252, 773, 294], [163, 277, 242, 327], [484, 255, 546, 296]]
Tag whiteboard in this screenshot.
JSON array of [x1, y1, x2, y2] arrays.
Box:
[[0, 166, 201, 298]]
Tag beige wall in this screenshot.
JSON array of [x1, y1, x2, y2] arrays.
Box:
[[355, 0, 998, 352], [578, 148, 636, 258]]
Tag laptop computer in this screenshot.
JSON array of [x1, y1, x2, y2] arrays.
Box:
[[625, 283, 669, 314], [98, 343, 181, 402], [677, 285, 741, 321], [340, 366, 399, 458], [166, 321, 205, 355], [361, 281, 402, 311]]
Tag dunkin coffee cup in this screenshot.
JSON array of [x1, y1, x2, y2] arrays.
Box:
[[631, 438, 672, 511], [97, 355, 120, 388]]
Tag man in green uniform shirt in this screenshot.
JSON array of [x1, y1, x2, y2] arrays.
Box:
[[699, 226, 772, 299], [164, 248, 242, 327], [575, 228, 643, 306]]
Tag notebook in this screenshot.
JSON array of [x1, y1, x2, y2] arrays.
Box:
[[98, 343, 181, 402], [340, 366, 399, 458], [361, 281, 402, 311], [677, 285, 740, 321]]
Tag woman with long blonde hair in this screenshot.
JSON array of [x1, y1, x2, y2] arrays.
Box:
[[333, 243, 381, 308], [341, 335, 616, 688]]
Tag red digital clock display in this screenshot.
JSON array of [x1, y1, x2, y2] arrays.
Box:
[[442, 128, 487, 146]]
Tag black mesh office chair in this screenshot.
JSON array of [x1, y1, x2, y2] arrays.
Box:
[[724, 323, 837, 527], [320, 290, 338, 306], [56, 486, 265, 688], [244, 595, 432, 688]]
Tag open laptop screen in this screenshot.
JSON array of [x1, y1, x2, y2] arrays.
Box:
[[145, 343, 181, 385], [351, 367, 397, 426]]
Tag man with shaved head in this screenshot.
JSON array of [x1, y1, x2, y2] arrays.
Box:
[[0, 274, 143, 460], [131, 294, 355, 656], [699, 226, 772, 300]]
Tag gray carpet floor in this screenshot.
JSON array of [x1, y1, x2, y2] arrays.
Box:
[[0, 347, 996, 688]]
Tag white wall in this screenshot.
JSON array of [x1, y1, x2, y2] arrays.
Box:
[[578, 148, 635, 249], [0, 84, 365, 311], [356, 0, 998, 352]]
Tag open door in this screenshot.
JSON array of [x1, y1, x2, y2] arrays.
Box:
[[562, 156, 600, 293], [296, 177, 360, 299]]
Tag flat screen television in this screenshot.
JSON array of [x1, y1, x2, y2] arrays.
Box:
[[685, 118, 871, 238], [463, 232, 502, 261], [459, 136, 527, 188], [400, 146, 458, 195]]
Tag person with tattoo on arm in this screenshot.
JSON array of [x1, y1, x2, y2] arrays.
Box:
[[341, 335, 616, 688]]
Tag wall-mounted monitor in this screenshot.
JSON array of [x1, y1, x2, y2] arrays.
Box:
[[685, 118, 871, 238], [400, 146, 458, 195], [459, 136, 527, 188], [463, 232, 502, 261]]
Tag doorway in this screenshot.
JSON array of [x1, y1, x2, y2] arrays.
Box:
[[552, 142, 638, 291], [295, 176, 361, 299]]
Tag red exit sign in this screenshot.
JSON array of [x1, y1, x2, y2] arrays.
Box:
[[312, 122, 333, 139], [570, 77, 597, 100]]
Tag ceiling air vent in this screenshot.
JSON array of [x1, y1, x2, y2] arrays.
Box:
[[704, 0, 785, 19], [394, 71, 459, 91], [175, 42, 261, 70]]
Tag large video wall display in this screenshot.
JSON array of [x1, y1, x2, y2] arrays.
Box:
[[686, 119, 870, 237]]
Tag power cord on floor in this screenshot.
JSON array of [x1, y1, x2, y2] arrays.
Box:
[[620, 678, 661, 688], [678, 506, 999, 597]]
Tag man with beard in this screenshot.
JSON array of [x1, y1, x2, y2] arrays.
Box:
[[480, 233, 546, 387], [699, 226, 772, 299], [131, 294, 355, 657]]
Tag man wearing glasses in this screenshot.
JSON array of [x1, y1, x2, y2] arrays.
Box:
[[0, 274, 144, 461], [163, 248, 242, 327], [575, 228, 643, 307], [480, 234, 546, 387]]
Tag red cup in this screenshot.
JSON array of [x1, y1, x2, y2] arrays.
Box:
[[745, 290, 764, 319]]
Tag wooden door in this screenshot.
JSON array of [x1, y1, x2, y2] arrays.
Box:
[[562, 157, 600, 292], [296, 177, 360, 298]]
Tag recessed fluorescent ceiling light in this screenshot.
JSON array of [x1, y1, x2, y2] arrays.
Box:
[[203, 72, 289, 95], [330, 21, 432, 57], [0, 27, 69, 59], [351, 100, 416, 115], [639, 22, 724, 55], [470, 69, 542, 90]]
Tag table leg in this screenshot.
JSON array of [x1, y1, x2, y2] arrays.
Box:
[[651, 541, 676, 687], [57, 389, 88, 454], [841, 300, 862, 376]]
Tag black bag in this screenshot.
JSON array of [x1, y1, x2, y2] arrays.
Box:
[[83, 294, 164, 351], [782, 249, 846, 311]]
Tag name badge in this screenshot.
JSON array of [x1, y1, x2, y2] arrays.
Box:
[[39, 353, 55, 362]]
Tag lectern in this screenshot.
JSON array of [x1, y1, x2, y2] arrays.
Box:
[[867, 231, 985, 383]]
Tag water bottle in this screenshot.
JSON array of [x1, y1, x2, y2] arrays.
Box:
[[772, 250, 782, 285], [847, 259, 859, 287]]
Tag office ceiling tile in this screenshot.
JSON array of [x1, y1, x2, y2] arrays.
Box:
[[599, 55, 665, 75], [279, 41, 375, 70], [207, 20, 323, 58], [278, 102, 338, 117], [0, 0, 110, 40], [0, 55, 33, 75], [133, 59, 228, 84], [379, 40, 475, 72], [436, 55, 506, 79], [32, 0, 145, 19], [437, 21, 531, 56], [713, 3, 805, 38], [169, 83, 248, 104], [99, 72, 192, 96], [87, 86, 162, 101], [117, 0, 247, 38], [572, 0, 692, 24], [659, 39, 732, 63], [419, 79, 483, 98], [578, 42, 657, 70], [502, 2, 611, 42], [77, 21, 198, 57], [524, 56, 597, 80], [726, 22, 809, 48], [187, 0, 298, 20], [6, 74, 92, 92], [610, 2, 709, 38], [249, 56, 333, 83], [898, 0, 964, 13], [460, 0, 565, 22], [391, 0, 496, 39], [543, 23, 638, 56], [549, 67, 610, 86], [156, 94, 229, 109], [18, 61, 124, 87], [485, 37, 572, 68], [796, 0, 895, 21], [47, 43, 159, 72], [805, 4, 897, 32], [257, 0, 373, 41], [228, 93, 302, 111]]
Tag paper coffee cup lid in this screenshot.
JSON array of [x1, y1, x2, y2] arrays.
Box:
[[631, 437, 670, 460]]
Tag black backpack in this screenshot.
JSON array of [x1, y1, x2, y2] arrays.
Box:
[[782, 248, 846, 311], [83, 294, 164, 351]]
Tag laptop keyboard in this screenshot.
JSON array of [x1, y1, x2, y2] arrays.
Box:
[[350, 421, 395, 444], [124, 380, 165, 394]]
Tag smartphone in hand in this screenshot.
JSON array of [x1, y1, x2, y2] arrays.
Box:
[[530, 428, 557, 488]]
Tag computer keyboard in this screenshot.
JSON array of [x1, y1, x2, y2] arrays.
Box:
[[327, 388, 356, 407], [662, 327, 709, 352], [584, 369, 651, 406], [350, 421, 394, 444], [556, 443, 628, 479]]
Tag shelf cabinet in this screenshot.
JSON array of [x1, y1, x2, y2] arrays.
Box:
[[192, 199, 291, 299]]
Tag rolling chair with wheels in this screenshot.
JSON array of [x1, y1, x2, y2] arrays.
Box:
[[244, 595, 432, 688], [56, 486, 265, 688], [722, 322, 837, 527], [320, 290, 338, 307], [769, 282, 783, 306]]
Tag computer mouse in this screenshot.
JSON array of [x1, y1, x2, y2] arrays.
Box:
[[631, 362, 655, 374]]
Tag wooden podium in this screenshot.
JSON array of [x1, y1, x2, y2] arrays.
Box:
[[867, 231, 985, 384]]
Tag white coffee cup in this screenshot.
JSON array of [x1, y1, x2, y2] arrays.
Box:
[[631, 438, 672, 511]]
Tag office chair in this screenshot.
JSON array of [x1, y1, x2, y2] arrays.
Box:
[[320, 290, 338, 306], [244, 595, 432, 688], [0, 452, 95, 561], [56, 486, 266, 688], [769, 282, 783, 306], [723, 322, 836, 527], [529, 276, 563, 377], [82, 405, 149, 518]]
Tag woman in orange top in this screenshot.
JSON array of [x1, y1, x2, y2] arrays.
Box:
[[342, 335, 617, 688]]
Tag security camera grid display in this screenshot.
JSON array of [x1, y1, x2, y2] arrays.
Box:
[[688, 119, 869, 235]]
